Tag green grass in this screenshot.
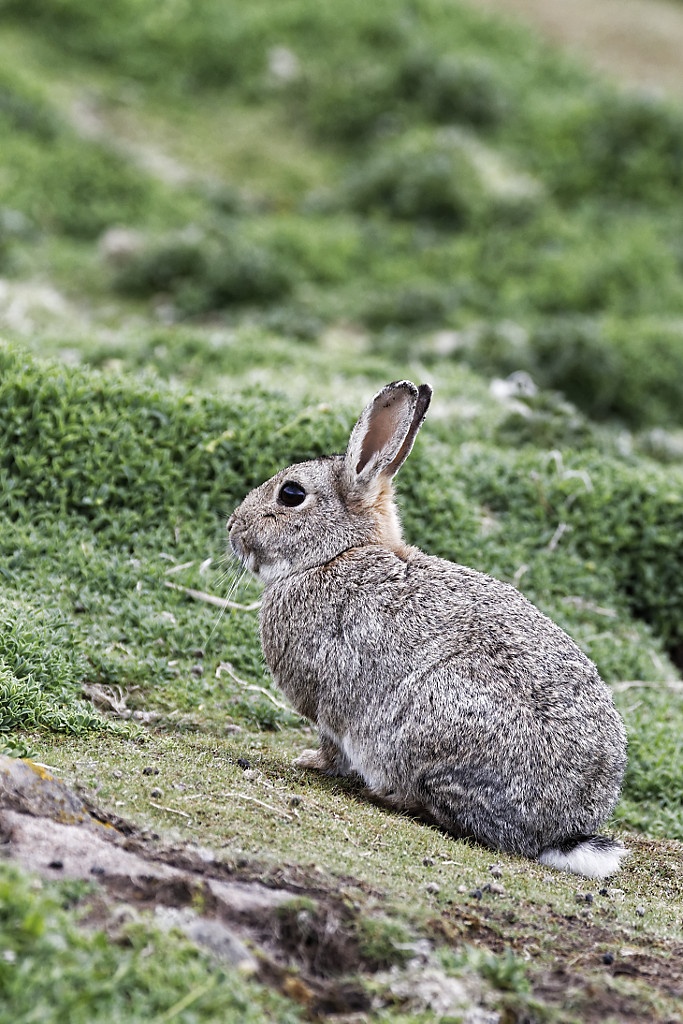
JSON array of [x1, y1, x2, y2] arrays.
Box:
[[0, 864, 305, 1024]]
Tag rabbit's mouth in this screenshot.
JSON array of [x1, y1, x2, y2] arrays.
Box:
[[229, 523, 292, 583]]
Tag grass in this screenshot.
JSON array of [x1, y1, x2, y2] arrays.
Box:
[[1, 0, 683, 1019], [2, 342, 683, 833], [0, 863, 306, 1024]]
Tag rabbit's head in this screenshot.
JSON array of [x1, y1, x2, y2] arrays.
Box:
[[228, 381, 432, 583]]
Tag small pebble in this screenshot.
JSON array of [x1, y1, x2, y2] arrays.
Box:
[[191, 664, 203, 677], [237, 757, 252, 770], [142, 766, 159, 776], [242, 769, 258, 781], [470, 888, 483, 900], [636, 905, 645, 917], [112, 769, 123, 779], [602, 952, 615, 965], [425, 882, 440, 895], [290, 795, 302, 807], [422, 857, 434, 867], [48, 860, 63, 870], [486, 883, 506, 896], [575, 892, 594, 904], [599, 887, 609, 897], [150, 787, 163, 798], [488, 863, 503, 878], [192, 648, 205, 659], [90, 865, 106, 876]]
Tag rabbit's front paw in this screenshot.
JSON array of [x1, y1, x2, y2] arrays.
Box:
[[294, 747, 334, 771], [294, 738, 351, 776]]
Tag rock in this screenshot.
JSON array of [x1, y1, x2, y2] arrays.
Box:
[[0, 755, 109, 830], [385, 966, 472, 1018], [154, 906, 257, 972]]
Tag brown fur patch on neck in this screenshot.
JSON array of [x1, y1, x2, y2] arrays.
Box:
[[366, 477, 409, 555]]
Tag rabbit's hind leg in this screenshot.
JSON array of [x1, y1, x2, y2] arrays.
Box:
[[414, 761, 540, 858]]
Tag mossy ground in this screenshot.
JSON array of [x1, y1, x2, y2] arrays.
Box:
[[2, 0, 683, 1020]]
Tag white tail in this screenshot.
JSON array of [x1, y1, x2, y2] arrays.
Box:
[[538, 835, 627, 878]]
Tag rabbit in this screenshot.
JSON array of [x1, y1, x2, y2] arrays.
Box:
[[227, 381, 628, 878]]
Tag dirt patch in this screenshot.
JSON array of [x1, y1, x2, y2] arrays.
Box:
[[429, 871, 683, 1023], [473, 0, 683, 98]]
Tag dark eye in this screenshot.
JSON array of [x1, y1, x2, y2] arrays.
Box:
[[277, 481, 307, 507]]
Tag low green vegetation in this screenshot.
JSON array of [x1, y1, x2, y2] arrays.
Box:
[[0, 864, 304, 1024], [2, 343, 682, 836], [1, 0, 683, 1020]]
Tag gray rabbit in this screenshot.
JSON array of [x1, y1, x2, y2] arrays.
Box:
[[228, 381, 627, 877]]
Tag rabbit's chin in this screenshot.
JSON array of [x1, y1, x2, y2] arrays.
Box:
[[246, 554, 292, 585]]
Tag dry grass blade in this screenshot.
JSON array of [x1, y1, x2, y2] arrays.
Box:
[[215, 662, 294, 714], [164, 581, 261, 611], [223, 791, 295, 821]]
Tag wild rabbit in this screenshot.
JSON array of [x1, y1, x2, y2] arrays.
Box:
[[228, 381, 627, 877]]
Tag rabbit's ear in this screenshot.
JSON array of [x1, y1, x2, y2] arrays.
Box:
[[345, 381, 432, 484]]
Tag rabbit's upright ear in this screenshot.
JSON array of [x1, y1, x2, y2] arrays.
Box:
[[345, 381, 432, 485]]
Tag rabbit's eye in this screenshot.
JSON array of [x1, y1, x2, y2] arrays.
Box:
[[278, 481, 307, 507]]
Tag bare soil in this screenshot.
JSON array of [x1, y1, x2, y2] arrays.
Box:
[[473, 0, 683, 98]]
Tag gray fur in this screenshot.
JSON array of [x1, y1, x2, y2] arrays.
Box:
[[228, 381, 627, 871]]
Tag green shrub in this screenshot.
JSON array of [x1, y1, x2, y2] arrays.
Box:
[[531, 91, 683, 205], [526, 217, 683, 316], [359, 282, 455, 329], [207, 237, 294, 306], [528, 318, 622, 418], [343, 127, 541, 227], [603, 319, 683, 427], [113, 230, 294, 313], [0, 136, 156, 239], [113, 233, 207, 297], [0, 69, 58, 140], [342, 129, 490, 226], [0, 600, 106, 735], [0, 345, 344, 529], [399, 49, 508, 128], [616, 688, 683, 837], [457, 444, 683, 662], [294, 60, 401, 145]]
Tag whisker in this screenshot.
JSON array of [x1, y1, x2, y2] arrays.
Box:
[[204, 558, 257, 648]]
